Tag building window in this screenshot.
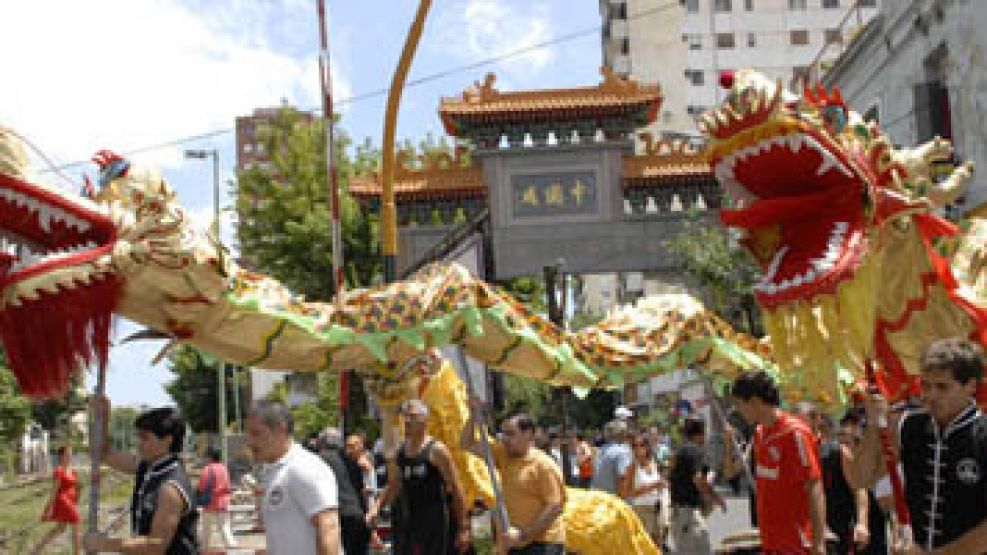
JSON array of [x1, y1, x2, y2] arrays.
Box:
[[825, 29, 842, 44], [790, 30, 810, 46], [788, 0, 808, 10], [714, 0, 732, 12], [687, 105, 708, 116], [863, 104, 880, 123], [858, 0, 876, 6], [683, 33, 702, 50], [716, 33, 736, 49], [822, 0, 840, 7], [620, 38, 630, 55], [242, 143, 254, 154], [685, 69, 705, 86], [610, 2, 627, 20], [747, 32, 757, 47], [744, 0, 754, 10], [684, 0, 699, 13]]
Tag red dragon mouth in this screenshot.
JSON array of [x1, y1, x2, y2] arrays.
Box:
[[705, 93, 870, 308], [0, 171, 120, 398]]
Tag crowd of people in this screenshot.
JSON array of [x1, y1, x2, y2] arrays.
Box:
[[28, 336, 987, 554]]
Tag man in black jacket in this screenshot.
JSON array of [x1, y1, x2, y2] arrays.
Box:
[[320, 427, 371, 555]]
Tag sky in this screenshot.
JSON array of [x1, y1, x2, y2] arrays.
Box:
[[0, 0, 604, 407]]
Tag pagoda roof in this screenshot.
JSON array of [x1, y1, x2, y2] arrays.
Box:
[[349, 149, 485, 201], [440, 68, 662, 136], [622, 134, 713, 187]]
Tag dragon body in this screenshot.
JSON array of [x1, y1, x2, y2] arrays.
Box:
[[0, 125, 779, 554], [0, 130, 771, 401], [702, 70, 986, 403]]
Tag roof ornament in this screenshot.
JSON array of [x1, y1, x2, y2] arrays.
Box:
[[600, 66, 639, 93], [463, 72, 498, 103]]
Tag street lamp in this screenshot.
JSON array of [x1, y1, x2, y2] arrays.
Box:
[[183, 148, 229, 466]]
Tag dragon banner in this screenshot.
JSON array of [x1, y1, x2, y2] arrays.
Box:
[[0, 125, 770, 402], [702, 69, 987, 404]]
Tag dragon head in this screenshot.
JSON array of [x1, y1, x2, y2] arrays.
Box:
[[702, 70, 877, 309], [0, 127, 219, 398]]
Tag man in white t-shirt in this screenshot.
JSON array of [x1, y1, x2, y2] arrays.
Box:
[[246, 400, 342, 555]]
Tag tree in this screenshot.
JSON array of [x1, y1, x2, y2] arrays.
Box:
[[289, 373, 340, 441], [0, 354, 30, 470], [164, 345, 246, 434], [664, 216, 762, 334], [31, 377, 86, 440], [235, 108, 381, 299], [109, 406, 138, 452]]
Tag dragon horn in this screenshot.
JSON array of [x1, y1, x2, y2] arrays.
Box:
[[92, 149, 124, 170], [832, 86, 845, 107], [804, 86, 817, 104]]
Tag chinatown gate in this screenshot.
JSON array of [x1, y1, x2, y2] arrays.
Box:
[[350, 69, 719, 281]]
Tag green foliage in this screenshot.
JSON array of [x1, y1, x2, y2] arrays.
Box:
[[0, 353, 31, 473], [235, 109, 381, 300], [30, 377, 86, 441], [499, 276, 547, 313], [165, 345, 246, 434], [289, 373, 340, 441], [109, 406, 138, 452], [664, 217, 762, 333]]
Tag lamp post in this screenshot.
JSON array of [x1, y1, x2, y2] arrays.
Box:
[[184, 148, 228, 465]]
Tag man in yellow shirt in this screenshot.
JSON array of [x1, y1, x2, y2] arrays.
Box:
[[463, 410, 566, 554]]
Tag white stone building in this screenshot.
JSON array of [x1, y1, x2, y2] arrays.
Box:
[[823, 0, 987, 210], [600, 0, 880, 140]]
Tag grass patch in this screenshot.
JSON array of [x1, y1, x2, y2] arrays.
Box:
[[0, 469, 133, 554]]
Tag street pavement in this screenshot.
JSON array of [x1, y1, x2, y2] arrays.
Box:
[[707, 489, 755, 552], [206, 489, 755, 555]]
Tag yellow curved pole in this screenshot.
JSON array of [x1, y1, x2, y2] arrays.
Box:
[[381, 0, 432, 282]]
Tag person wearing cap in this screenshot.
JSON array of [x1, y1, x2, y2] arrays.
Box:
[[367, 399, 471, 554], [590, 420, 633, 497]]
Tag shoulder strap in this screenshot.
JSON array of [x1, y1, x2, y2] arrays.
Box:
[[423, 438, 437, 460]]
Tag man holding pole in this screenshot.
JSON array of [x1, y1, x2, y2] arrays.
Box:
[[84, 398, 199, 554], [851, 337, 987, 554], [462, 408, 566, 555]]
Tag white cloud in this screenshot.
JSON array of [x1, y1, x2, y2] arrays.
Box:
[[0, 0, 352, 172], [435, 0, 555, 80]]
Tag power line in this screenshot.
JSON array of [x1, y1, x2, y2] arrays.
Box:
[[40, 1, 680, 174]]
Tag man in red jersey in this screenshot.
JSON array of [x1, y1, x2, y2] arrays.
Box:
[[730, 370, 827, 554]]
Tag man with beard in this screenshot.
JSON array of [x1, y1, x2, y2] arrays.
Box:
[[463, 410, 566, 554]]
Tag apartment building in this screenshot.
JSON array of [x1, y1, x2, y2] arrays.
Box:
[[601, 0, 880, 137], [824, 0, 987, 211]]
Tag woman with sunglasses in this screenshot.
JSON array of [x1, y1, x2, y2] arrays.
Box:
[[622, 431, 667, 546]]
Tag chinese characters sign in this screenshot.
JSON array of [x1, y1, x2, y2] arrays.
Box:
[[511, 171, 597, 218]]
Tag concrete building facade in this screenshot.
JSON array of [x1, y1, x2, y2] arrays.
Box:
[[823, 0, 987, 210], [601, 0, 880, 138]]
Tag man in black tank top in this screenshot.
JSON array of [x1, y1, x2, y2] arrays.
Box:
[[853, 338, 987, 553], [84, 399, 199, 554], [367, 399, 471, 554]]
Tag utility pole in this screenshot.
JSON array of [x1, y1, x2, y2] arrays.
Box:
[[317, 0, 350, 433], [185, 148, 227, 466], [544, 263, 574, 485]]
